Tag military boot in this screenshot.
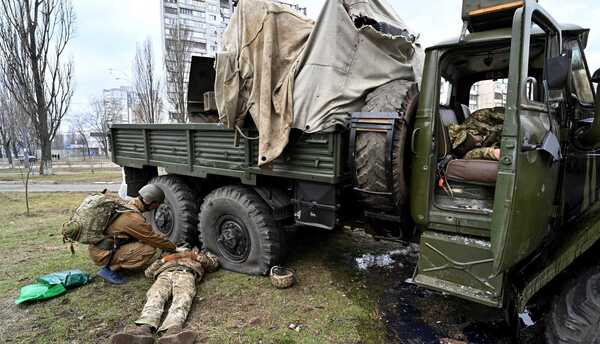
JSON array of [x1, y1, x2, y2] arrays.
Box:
[[158, 325, 198, 344], [110, 325, 154, 344]]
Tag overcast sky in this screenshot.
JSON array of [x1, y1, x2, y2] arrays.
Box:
[[66, 0, 600, 120]]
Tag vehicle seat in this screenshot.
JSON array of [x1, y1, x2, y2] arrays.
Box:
[[445, 159, 498, 185], [437, 107, 459, 157], [438, 106, 498, 185]]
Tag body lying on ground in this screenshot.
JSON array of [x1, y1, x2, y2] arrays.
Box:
[[110, 248, 220, 344]]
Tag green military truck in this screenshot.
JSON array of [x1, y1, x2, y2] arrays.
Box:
[[111, 0, 600, 341]]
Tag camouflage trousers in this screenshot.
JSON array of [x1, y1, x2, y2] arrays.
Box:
[[464, 147, 500, 160], [135, 269, 196, 332]]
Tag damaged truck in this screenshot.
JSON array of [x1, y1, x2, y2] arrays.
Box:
[[111, 0, 600, 341]]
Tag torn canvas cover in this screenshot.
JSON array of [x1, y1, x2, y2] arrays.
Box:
[[215, 0, 424, 165], [293, 0, 424, 133], [214, 0, 314, 165]]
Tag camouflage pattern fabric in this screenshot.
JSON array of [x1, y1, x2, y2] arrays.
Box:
[[448, 107, 505, 160], [135, 269, 196, 332], [464, 147, 500, 160], [134, 250, 220, 332]]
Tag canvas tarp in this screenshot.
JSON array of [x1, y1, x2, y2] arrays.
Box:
[[215, 0, 424, 165], [293, 0, 424, 133], [214, 0, 314, 165]]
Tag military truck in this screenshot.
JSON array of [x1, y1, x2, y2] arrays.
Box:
[[111, 0, 600, 341]]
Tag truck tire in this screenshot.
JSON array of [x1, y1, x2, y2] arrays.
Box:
[[545, 268, 600, 343], [355, 80, 418, 212], [146, 175, 198, 245], [198, 186, 281, 275]]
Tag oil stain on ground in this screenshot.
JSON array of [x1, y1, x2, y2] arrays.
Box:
[[299, 228, 534, 344]]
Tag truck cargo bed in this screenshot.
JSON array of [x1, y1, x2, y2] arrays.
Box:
[[110, 123, 346, 185]]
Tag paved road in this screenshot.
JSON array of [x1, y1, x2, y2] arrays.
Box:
[[0, 182, 120, 193]]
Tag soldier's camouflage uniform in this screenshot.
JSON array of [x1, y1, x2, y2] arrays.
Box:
[[134, 250, 219, 332], [448, 107, 505, 160]]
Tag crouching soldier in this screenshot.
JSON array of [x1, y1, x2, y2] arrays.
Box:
[[110, 248, 220, 344], [89, 184, 176, 284]]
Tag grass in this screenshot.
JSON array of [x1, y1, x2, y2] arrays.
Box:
[[0, 193, 397, 344]]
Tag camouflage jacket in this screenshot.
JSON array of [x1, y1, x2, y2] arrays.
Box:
[[448, 107, 505, 158], [144, 250, 219, 280]]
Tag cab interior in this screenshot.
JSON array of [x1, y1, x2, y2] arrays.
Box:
[[431, 36, 547, 237]]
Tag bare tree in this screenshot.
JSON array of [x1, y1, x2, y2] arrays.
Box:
[[69, 118, 90, 160], [71, 97, 118, 158], [0, 87, 15, 167], [0, 0, 76, 175], [20, 156, 32, 215], [165, 22, 192, 123], [133, 38, 162, 124]]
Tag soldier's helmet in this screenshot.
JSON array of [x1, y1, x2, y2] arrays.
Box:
[[138, 184, 165, 204]]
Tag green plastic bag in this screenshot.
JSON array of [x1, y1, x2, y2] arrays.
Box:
[[15, 270, 91, 304], [15, 283, 66, 304], [37, 270, 90, 288]]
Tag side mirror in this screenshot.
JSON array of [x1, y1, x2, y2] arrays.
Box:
[[545, 53, 572, 90], [592, 68, 600, 84]]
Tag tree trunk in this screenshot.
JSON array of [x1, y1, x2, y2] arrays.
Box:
[[11, 141, 18, 159], [3, 143, 12, 168], [103, 137, 109, 158], [39, 134, 52, 175]]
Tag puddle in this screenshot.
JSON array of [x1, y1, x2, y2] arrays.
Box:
[[355, 253, 397, 270], [354, 244, 419, 271]]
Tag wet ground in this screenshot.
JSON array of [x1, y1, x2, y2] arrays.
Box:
[[289, 227, 545, 344]]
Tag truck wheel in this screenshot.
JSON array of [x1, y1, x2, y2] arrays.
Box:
[[146, 175, 198, 245], [198, 186, 281, 275], [545, 268, 600, 343], [355, 80, 418, 212]]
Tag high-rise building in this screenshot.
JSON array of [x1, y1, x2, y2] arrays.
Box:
[[160, 0, 308, 122], [275, 1, 307, 15], [160, 0, 233, 122], [102, 86, 133, 124], [469, 79, 508, 112]]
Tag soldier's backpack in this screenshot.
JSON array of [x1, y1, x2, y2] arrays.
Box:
[[62, 192, 135, 246]]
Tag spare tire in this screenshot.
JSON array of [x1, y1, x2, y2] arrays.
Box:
[[146, 175, 198, 245], [198, 186, 281, 275], [355, 80, 419, 212]]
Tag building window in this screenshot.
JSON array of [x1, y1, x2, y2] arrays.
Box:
[[164, 7, 177, 15], [180, 8, 193, 15], [191, 42, 207, 50], [209, 14, 217, 21], [165, 0, 177, 3]]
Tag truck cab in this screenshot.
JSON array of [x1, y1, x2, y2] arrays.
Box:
[[411, 0, 600, 329]]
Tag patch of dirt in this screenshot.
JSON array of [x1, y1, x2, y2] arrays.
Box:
[[0, 298, 31, 342]]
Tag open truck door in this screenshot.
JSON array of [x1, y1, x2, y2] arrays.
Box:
[[490, 1, 565, 274]]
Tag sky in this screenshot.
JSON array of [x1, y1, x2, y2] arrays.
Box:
[[66, 0, 600, 122]]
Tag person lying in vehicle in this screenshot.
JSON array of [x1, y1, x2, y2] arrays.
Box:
[[448, 107, 505, 160]]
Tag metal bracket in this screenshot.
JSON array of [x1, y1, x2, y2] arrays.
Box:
[[349, 112, 400, 202]]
